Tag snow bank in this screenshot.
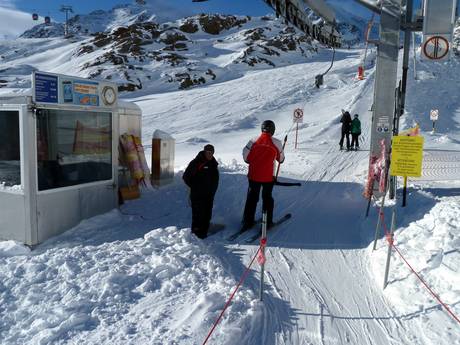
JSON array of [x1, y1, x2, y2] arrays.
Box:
[[0, 240, 30, 257], [370, 190, 460, 330], [0, 220, 259, 344]]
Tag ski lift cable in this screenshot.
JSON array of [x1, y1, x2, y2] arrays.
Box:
[[322, 20, 339, 77], [322, 44, 336, 76]]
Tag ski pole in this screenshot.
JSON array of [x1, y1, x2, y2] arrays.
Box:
[[273, 134, 301, 187], [274, 135, 288, 182], [274, 180, 301, 187]]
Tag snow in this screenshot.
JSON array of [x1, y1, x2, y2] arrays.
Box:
[[152, 129, 174, 139], [0, 183, 22, 193], [0, 240, 30, 257], [0, 2, 460, 344]]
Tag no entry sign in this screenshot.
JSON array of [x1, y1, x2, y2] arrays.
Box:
[[422, 35, 450, 60], [293, 108, 304, 123]]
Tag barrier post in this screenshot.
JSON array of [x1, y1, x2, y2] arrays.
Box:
[[357, 65, 365, 80], [373, 192, 387, 251], [402, 176, 407, 207], [365, 180, 375, 218], [383, 207, 396, 289], [295, 123, 299, 149], [259, 212, 267, 301]]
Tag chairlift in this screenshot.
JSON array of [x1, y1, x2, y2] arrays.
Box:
[[32, 13, 39, 20], [44, 16, 51, 25]]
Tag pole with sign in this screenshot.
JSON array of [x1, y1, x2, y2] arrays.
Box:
[[390, 135, 424, 206], [293, 108, 303, 149], [430, 109, 439, 133], [420, 0, 457, 62]]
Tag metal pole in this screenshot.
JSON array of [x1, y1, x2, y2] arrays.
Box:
[[365, 195, 372, 218], [413, 32, 418, 80], [373, 163, 392, 250], [295, 123, 298, 149], [398, 0, 413, 123], [365, 180, 375, 218], [259, 211, 267, 301], [402, 176, 407, 207], [372, 192, 387, 251], [366, 0, 402, 199], [383, 206, 396, 289]]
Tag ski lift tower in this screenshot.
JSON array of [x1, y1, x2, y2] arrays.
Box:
[[60, 5, 73, 37], [353, 0, 457, 198]]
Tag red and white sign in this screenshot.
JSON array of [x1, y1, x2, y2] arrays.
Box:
[[422, 35, 450, 61], [430, 109, 439, 121], [293, 108, 304, 123]]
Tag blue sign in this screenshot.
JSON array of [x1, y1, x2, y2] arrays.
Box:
[[34, 73, 58, 103]]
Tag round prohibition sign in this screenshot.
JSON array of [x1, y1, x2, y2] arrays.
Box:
[[423, 36, 449, 60], [293, 108, 303, 119]]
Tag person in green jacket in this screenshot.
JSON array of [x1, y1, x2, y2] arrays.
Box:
[[350, 114, 361, 150]]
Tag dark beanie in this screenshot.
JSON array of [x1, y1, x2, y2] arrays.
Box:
[[204, 144, 215, 153]]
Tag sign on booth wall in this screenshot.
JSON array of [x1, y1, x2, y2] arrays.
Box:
[[34, 73, 58, 103], [61, 78, 99, 106], [390, 136, 424, 177], [33, 71, 117, 107]]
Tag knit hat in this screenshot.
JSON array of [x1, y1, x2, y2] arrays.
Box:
[[204, 144, 215, 153]]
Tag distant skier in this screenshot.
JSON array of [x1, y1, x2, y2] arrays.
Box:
[[241, 120, 285, 230], [339, 110, 352, 151], [350, 114, 361, 150], [183, 144, 219, 239]]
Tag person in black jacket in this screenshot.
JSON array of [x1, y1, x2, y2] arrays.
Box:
[[183, 144, 219, 239], [339, 110, 352, 151]]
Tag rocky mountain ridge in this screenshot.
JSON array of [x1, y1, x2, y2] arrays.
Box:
[[2, 13, 323, 94]]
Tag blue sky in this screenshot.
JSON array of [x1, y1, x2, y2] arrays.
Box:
[[0, 0, 456, 23], [0, 0, 271, 22]]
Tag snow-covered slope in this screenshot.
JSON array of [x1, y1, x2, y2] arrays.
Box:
[[1, 43, 460, 344], [0, 2, 459, 344]]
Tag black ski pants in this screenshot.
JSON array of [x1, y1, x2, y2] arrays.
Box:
[[351, 133, 360, 148], [339, 130, 350, 149], [191, 195, 214, 239], [243, 180, 274, 226]]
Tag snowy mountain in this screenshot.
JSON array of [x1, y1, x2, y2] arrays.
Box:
[[9, 0, 368, 93], [3, 14, 321, 93], [0, 1, 460, 344]]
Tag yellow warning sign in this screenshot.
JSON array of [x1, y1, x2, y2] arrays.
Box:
[[390, 136, 424, 177]]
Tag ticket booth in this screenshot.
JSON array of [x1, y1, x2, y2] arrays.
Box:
[[0, 71, 141, 246]]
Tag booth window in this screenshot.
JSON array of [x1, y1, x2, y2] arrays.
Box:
[[0, 111, 21, 187], [36, 109, 112, 191]]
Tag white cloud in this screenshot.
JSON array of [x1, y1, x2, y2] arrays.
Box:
[[0, 5, 39, 39], [0, 0, 15, 9]]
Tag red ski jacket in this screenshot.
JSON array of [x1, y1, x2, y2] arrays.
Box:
[[243, 133, 285, 182]]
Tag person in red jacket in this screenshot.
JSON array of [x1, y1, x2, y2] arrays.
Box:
[[241, 120, 285, 230]]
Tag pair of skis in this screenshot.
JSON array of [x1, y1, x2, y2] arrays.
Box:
[[226, 213, 291, 243]]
